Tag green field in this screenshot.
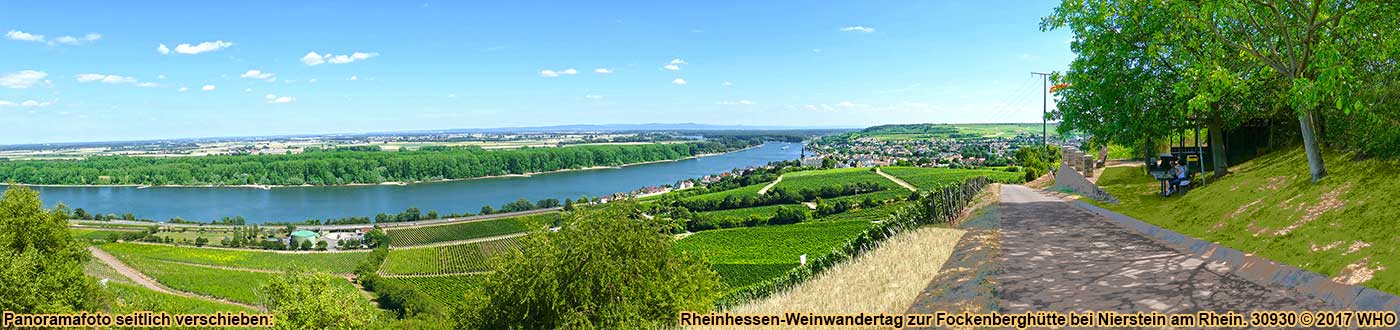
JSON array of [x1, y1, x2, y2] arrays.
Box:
[[386, 214, 543, 247], [100, 243, 368, 273], [380, 237, 521, 276], [674, 220, 873, 291], [69, 227, 143, 241], [377, 275, 484, 311], [680, 182, 769, 204], [83, 258, 255, 313], [775, 167, 901, 192], [1091, 148, 1400, 295], [119, 256, 280, 304], [693, 204, 792, 223], [881, 166, 1023, 190], [819, 201, 916, 222], [824, 189, 911, 205]]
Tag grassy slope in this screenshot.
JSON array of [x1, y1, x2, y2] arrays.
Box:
[[682, 182, 770, 204], [1092, 147, 1400, 294], [673, 220, 874, 291]]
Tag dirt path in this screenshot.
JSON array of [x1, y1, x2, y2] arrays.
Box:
[[874, 168, 917, 192], [88, 247, 262, 310], [756, 175, 783, 195], [992, 185, 1326, 312]]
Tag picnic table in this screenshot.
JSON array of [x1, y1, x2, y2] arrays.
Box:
[[1150, 170, 1174, 196]]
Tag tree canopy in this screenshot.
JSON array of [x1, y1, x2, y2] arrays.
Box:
[[0, 186, 98, 313], [1043, 0, 1400, 181]]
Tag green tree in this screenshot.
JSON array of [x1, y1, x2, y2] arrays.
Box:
[[459, 201, 722, 328], [0, 186, 98, 313], [259, 270, 382, 329]]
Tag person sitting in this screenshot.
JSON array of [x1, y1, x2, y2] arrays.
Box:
[[1167, 162, 1188, 195]]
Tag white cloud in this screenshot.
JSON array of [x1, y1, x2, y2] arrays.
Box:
[[594, 68, 613, 74], [240, 70, 276, 81], [7, 30, 100, 45], [178, 86, 189, 92], [719, 100, 754, 106], [812, 48, 823, 53], [301, 51, 379, 66], [201, 84, 216, 91], [308, 78, 317, 83], [841, 26, 875, 33], [160, 40, 234, 55], [584, 94, 604, 100], [349, 75, 359, 81], [6, 30, 44, 42], [0, 99, 51, 108], [266, 94, 295, 104], [75, 73, 139, 85], [136, 82, 159, 88], [447, 93, 457, 98], [0, 70, 48, 89], [157, 74, 167, 79], [663, 64, 681, 71], [669, 58, 686, 65], [671, 78, 687, 85], [539, 68, 578, 78], [721, 81, 733, 87], [244, 88, 253, 92], [837, 101, 865, 108]]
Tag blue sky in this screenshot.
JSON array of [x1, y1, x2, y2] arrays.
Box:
[[0, 1, 1072, 144]]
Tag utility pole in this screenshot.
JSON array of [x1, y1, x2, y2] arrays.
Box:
[[1031, 72, 1051, 152]]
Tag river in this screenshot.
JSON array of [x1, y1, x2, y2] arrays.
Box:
[[30, 142, 803, 223]]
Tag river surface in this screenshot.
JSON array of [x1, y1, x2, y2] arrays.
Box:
[[33, 142, 803, 223]]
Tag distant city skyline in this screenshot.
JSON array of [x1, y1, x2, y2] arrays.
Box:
[[0, 1, 1072, 144]]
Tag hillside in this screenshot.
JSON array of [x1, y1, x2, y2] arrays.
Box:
[[1092, 147, 1400, 294], [833, 123, 1058, 141]]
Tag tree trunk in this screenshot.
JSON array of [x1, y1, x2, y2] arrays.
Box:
[[1297, 108, 1327, 181], [1208, 117, 1229, 178]]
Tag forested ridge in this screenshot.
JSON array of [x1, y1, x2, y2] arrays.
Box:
[[0, 140, 756, 186]]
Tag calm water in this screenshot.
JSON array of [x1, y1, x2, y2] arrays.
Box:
[[32, 142, 803, 223]]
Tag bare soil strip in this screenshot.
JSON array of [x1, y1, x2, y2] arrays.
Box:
[[874, 167, 918, 192], [756, 175, 783, 195]]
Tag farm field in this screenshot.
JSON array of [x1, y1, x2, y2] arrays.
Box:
[[775, 167, 902, 192], [118, 256, 280, 304], [820, 202, 915, 222], [846, 123, 1058, 141], [693, 204, 792, 223], [85, 259, 252, 313], [680, 182, 769, 204], [386, 213, 544, 247], [380, 237, 521, 276], [881, 167, 1023, 190], [824, 189, 910, 205], [377, 275, 485, 311], [674, 220, 873, 291], [69, 227, 143, 241], [99, 242, 368, 273]]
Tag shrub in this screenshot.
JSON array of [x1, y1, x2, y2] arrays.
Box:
[[458, 201, 723, 329]]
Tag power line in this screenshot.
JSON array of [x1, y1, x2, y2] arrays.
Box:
[[1031, 72, 1051, 150]]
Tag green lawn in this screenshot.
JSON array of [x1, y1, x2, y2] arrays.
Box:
[[881, 166, 1024, 190], [1092, 147, 1400, 294], [673, 220, 874, 291], [386, 214, 538, 247], [99, 242, 368, 273]]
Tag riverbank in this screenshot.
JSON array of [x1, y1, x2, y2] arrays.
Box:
[[3, 144, 763, 190]]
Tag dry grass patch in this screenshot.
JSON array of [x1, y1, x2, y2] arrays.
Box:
[[1335, 257, 1385, 285], [729, 226, 965, 318]]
